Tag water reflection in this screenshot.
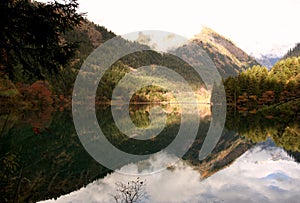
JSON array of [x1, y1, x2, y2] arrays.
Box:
[[0, 103, 299, 203], [41, 142, 300, 203]]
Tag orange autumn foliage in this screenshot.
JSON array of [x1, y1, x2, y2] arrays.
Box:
[[16, 81, 53, 106]]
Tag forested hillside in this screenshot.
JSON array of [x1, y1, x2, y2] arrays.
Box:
[[1, 0, 298, 110], [224, 57, 300, 112], [284, 43, 300, 58], [0, 0, 116, 107]]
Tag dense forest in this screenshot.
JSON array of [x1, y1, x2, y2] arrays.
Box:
[[0, 0, 117, 108], [0, 0, 207, 107], [223, 57, 300, 112]]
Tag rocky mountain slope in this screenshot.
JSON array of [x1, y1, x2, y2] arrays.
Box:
[[192, 27, 259, 78]]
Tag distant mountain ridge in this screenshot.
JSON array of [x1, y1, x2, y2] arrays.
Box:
[[254, 42, 300, 69], [252, 43, 299, 69], [255, 54, 281, 69]]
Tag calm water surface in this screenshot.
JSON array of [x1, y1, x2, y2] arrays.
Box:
[[0, 104, 299, 203]]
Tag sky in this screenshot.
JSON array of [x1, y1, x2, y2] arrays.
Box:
[[39, 0, 300, 57]]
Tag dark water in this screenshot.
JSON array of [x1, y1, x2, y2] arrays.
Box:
[[0, 105, 299, 203]]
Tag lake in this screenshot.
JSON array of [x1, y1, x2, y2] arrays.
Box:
[[0, 104, 299, 203]]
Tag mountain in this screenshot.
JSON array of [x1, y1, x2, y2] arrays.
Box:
[[2, 15, 262, 105], [255, 54, 281, 69], [63, 20, 116, 69], [253, 43, 300, 69], [185, 129, 253, 179], [68, 25, 260, 81], [39, 20, 116, 96], [251, 43, 296, 69], [192, 27, 259, 78], [284, 43, 300, 58]]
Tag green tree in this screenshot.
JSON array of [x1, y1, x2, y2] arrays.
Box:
[[0, 0, 83, 82]]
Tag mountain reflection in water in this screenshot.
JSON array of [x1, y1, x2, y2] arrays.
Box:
[[1, 103, 299, 203], [41, 142, 300, 203]]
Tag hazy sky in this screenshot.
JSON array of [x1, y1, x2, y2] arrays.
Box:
[[40, 0, 300, 56]]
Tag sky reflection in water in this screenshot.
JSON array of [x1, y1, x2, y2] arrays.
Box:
[[41, 142, 300, 203]]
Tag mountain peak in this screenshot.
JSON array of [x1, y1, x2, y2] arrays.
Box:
[[193, 26, 235, 46], [190, 27, 259, 77]]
